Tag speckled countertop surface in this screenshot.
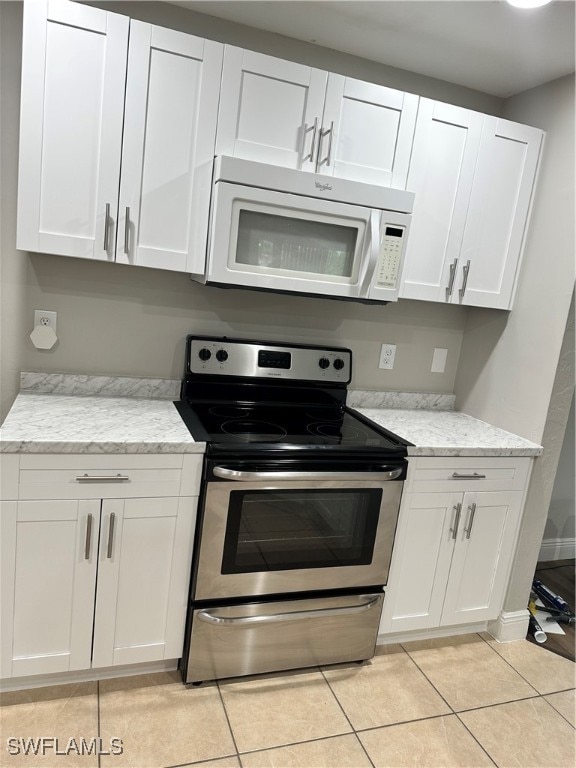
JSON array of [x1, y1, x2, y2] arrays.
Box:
[[0, 393, 203, 454], [0, 376, 542, 457], [354, 407, 542, 457]]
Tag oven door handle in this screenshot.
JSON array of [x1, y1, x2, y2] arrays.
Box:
[[197, 594, 381, 626], [212, 466, 403, 482]]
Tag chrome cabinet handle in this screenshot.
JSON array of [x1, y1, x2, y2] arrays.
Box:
[[84, 513, 93, 560], [106, 512, 116, 559], [302, 117, 318, 163], [318, 121, 334, 167], [103, 203, 111, 252], [212, 466, 403, 482], [450, 503, 462, 540], [198, 594, 381, 626], [446, 258, 458, 299], [451, 472, 486, 480], [75, 474, 130, 482], [464, 502, 477, 539], [459, 259, 471, 300], [124, 206, 130, 254]]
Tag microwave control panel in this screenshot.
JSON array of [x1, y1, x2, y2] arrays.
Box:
[[375, 226, 405, 288]]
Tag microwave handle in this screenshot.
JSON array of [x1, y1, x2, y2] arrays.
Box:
[[359, 210, 381, 295]]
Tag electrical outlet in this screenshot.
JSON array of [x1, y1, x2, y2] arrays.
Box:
[[34, 310, 57, 332], [379, 343, 396, 370]]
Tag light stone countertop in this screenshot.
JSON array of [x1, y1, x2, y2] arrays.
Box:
[[0, 386, 542, 457], [0, 393, 203, 454], [354, 407, 543, 457]]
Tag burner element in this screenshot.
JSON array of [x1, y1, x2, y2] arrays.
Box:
[[221, 420, 287, 442], [305, 407, 343, 422]]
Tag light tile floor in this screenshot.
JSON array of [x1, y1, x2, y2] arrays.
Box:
[[1, 634, 574, 768]]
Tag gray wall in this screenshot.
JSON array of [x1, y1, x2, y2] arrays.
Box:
[[544, 392, 575, 544], [1, 0, 508, 421]]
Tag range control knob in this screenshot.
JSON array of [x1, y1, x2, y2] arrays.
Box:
[[198, 348, 211, 361], [216, 349, 229, 362], [318, 357, 330, 370], [333, 358, 345, 371]]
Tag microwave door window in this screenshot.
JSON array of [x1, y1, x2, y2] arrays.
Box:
[[234, 210, 359, 281]]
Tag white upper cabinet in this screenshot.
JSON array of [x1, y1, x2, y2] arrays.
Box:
[[17, 1, 222, 273], [320, 76, 418, 186], [401, 99, 543, 310], [216, 47, 328, 171], [400, 100, 483, 303], [456, 118, 543, 309], [17, 0, 128, 260], [116, 23, 223, 273], [216, 47, 418, 186]]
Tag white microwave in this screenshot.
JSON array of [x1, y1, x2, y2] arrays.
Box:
[[194, 156, 414, 303]]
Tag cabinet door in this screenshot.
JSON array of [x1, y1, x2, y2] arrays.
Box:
[[0, 500, 99, 678], [116, 23, 223, 273], [216, 47, 328, 171], [17, 0, 128, 260], [92, 497, 196, 667], [380, 492, 460, 633], [456, 119, 543, 309], [320, 76, 418, 186], [441, 491, 524, 626], [400, 100, 483, 303]]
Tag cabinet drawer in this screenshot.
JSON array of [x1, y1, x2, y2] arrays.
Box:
[[409, 457, 531, 493], [17, 454, 203, 500]]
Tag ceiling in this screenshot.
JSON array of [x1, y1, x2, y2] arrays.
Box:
[[171, 0, 575, 97]]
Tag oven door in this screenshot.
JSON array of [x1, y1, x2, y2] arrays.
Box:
[[193, 465, 404, 601], [206, 181, 378, 300]]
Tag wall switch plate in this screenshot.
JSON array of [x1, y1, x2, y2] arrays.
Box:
[[379, 343, 396, 370], [34, 310, 57, 332], [431, 347, 448, 373]]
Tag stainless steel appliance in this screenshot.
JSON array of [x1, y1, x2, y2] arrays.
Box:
[[193, 156, 414, 304], [175, 336, 411, 684]]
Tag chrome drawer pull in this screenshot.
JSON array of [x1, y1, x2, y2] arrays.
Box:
[[198, 595, 380, 626], [76, 474, 130, 482], [450, 503, 462, 540], [124, 206, 131, 254], [459, 259, 471, 299], [213, 466, 402, 482], [302, 117, 318, 162], [106, 512, 116, 559], [451, 472, 486, 480], [464, 503, 477, 539], [84, 513, 93, 560]]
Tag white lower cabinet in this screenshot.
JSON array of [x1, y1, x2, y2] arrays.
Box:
[[380, 457, 531, 634], [0, 454, 201, 681]]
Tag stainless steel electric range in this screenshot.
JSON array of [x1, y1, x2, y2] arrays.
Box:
[[175, 335, 411, 684]]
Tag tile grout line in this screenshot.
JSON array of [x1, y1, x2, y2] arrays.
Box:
[[453, 712, 499, 767], [319, 665, 377, 768], [540, 694, 576, 731], [476, 632, 547, 696], [215, 679, 244, 767]]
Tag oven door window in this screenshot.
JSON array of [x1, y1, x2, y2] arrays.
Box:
[[221, 488, 382, 573]]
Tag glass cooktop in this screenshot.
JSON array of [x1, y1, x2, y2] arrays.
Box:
[[176, 400, 409, 453]]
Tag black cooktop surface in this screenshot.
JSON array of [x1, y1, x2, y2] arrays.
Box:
[[175, 399, 410, 455]]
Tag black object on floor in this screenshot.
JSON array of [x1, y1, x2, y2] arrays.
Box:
[[527, 559, 575, 662]]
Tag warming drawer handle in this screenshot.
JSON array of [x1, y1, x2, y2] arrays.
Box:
[[451, 472, 486, 480], [197, 595, 381, 627], [212, 467, 403, 482], [75, 474, 130, 482]]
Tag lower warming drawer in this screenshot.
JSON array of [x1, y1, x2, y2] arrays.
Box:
[[184, 591, 383, 683]]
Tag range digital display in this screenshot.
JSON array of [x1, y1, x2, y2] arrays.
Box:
[[258, 350, 292, 369]]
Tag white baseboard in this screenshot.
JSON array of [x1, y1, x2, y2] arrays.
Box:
[[487, 609, 530, 643], [538, 537, 576, 561], [377, 622, 487, 646], [0, 659, 179, 693]]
